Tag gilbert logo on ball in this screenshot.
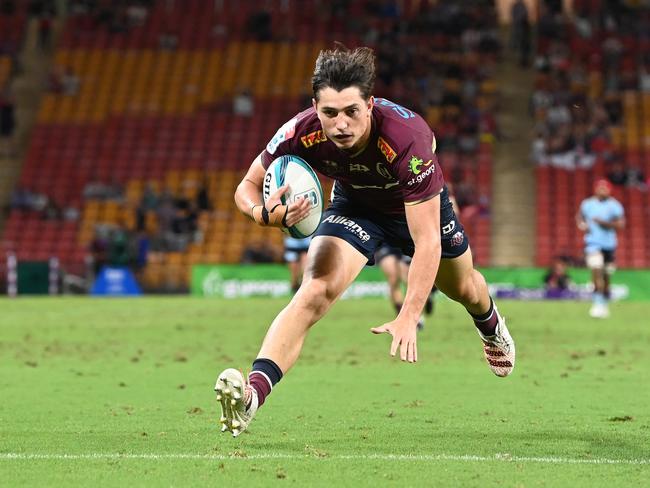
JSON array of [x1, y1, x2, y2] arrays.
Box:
[[264, 155, 324, 238]]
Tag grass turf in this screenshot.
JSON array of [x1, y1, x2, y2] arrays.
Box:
[[0, 297, 649, 487]]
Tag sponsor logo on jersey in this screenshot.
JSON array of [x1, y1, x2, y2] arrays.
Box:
[[301, 130, 327, 148], [376, 162, 392, 179], [266, 118, 297, 154], [442, 220, 456, 235], [408, 156, 433, 175], [322, 215, 371, 242], [406, 165, 436, 186], [349, 163, 370, 172], [377, 137, 397, 163]]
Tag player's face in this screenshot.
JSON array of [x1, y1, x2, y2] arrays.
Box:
[[595, 182, 611, 199], [313, 86, 373, 152]]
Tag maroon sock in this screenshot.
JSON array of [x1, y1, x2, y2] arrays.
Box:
[[470, 298, 498, 336], [248, 372, 272, 407]]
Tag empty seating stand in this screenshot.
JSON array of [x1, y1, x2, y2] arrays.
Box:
[[2, 0, 499, 290]]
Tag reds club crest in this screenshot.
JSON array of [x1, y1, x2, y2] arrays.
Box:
[[450, 231, 464, 247]]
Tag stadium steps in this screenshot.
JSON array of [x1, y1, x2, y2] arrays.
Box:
[[489, 28, 536, 267], [1, 16, 63, 232]]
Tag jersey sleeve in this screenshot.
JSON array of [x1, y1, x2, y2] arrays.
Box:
[[579, 199, 588, 218], [393, 135, 444, 205], [613, 200, 625, 219], [260, 116, 300, 169]]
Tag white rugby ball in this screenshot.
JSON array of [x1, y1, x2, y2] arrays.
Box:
[[263, 155, 324, 238]]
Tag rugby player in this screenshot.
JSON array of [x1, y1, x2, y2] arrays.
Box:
[[576, 179, 625, 318], [216, 45, 515, 437]]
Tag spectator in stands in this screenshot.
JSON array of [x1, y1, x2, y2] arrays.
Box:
[[126, 2, 148, 27], [246, 9, 272, 41], [543, 257, 571, 293], [233, 88, 254, 117], [606, 157, 628, 186], [89, 225, 110, 275], [83, 178, 123, 201], [62, 67, 80, 96], [108, 228, 131, 267], [196, 181, 210, 211], [41, 199, 61, 220], [510, 0, 531, 67], [135, 182, 159, 231], [49, 65, 80, 95], [0, 87, 16, 156], [37, 11, 53, 50]]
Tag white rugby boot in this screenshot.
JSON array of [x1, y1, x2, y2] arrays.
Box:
[[477, 310, 515, 377], [589, 303, 610, 319], [215, 368, 258, 437]]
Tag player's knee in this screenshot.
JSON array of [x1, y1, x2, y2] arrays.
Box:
[[297, 277, 338, 317]]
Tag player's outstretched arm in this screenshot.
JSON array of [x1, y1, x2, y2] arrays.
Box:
[[234, 152, 311, 228], [371, 195, 442, 363]]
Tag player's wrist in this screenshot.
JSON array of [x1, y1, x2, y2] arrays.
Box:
[[251, 203, 288, 227]]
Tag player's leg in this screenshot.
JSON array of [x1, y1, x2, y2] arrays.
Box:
[[601, 250, 616, 316], [297, 249, 309, 287], [378, 253, 404, 314], [257, 236, 367, 371], [435, 247, 515, 377], [586, 250, 608, 318], [287, 259, 301, 292], [216, 235, 368, 436]]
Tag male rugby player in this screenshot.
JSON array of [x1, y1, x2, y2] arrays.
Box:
[[216, 45, 515, 437], [576, 179, 625, 318]]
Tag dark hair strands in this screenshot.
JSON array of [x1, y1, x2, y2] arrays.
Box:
[[312, 42, 376, 101]]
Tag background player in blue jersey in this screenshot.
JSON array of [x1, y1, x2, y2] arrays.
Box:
[[215, 45, 515, 437], [576, 179, 625, 318], [284, 236, 311, 293]]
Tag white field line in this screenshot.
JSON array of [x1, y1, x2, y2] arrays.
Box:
[[0, 452, 648, 466]]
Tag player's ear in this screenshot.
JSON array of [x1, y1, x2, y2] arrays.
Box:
[[368, 96, 374, 112], [312, 98, 317, 111]]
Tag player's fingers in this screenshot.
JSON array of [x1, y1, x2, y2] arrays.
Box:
[[270, 185, 289, 200], [408, 340, 417, 363], [390, 337, 399, 357], [370, 325, 389, 334], [286, 199, 311, 226], [400, 339, 408, 361]]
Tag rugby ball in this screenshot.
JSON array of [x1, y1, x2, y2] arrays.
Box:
[[263, 155, 324, 238]]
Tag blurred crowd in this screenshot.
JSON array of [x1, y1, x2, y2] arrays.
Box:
[[86, 180, 209, 273], [2, 0, 505, 275], [530, 0, 650, 191]]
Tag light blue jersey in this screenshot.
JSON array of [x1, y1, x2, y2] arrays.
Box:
[[579, 196, 624, 252]]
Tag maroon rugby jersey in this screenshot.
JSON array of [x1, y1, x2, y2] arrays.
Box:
[[260, 98, 445, 216]]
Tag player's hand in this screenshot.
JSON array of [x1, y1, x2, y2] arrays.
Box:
[[253, 185, 311, 228], [592, 218, 609, 229], [370, 319, 418, 363]]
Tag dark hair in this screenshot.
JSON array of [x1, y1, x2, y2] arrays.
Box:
[[311, 43, 376, 102]]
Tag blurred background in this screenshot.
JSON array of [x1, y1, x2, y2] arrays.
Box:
[[0, 0, 648, 297]]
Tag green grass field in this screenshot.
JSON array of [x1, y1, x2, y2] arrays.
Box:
[[1, 297, 649, 487]]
